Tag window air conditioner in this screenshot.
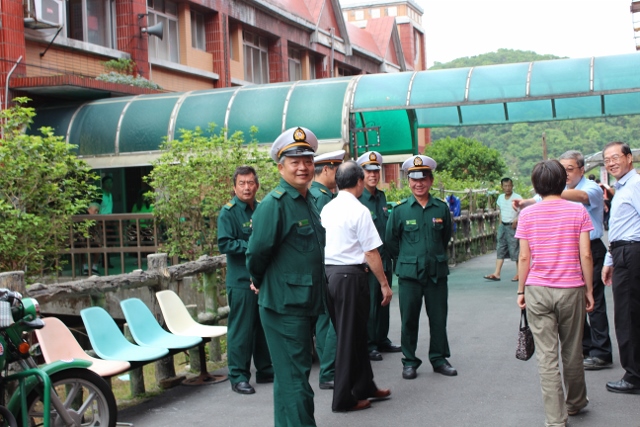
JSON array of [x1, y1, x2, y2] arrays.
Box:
[[24, 0, 63, 29]]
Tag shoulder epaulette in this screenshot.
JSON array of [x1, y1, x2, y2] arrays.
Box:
[[319, 188, 329, 195], [223, 201, 235, 210], [396, 198, 408, 205], [271, 188, 285, 200]]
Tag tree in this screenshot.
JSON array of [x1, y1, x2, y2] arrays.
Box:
[[425, 136, 506, 183], [147, 125, 279, 261], [0, 98, 98, 277]]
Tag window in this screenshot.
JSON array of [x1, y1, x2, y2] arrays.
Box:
[[243, 31, 269, 84], [191, 11, 206, 51], [387, 7, 397, 17], [371, 9, 380, 18], [66, 0, 116, 48], [147, 0, 179, 63], [288, 48, 301, 81], [355, 10, 364, 20], [338, 67, 355, 77]]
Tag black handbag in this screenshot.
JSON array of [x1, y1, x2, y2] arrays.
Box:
[[516, 309, 535, 361]]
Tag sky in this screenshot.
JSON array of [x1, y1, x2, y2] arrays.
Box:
[[418, 0, 638, 67]]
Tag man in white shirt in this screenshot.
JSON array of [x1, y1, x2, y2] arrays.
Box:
[[484, 177, 522, 281], [321, 161, 392, 413]]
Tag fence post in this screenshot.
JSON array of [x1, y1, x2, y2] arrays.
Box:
[[124, 324, 146, 397], [0, 271, 26, 295], [202, 272, 222, 362]]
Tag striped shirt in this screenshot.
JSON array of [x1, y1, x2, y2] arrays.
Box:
[[515, 199, 593, 288]]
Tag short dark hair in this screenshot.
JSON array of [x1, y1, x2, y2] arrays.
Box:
[[233, 166, 258, 186], [335, 160, 363, 190], [603, 141, 632, 156], [314, 164, 337, 176], [102, 175, 113, 185], [500, 177, 512, 185], [531, 160, 566, 197], [588, 174, 596, 180]]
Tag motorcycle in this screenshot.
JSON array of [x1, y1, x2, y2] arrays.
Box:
[[0, 289, 117, 427]]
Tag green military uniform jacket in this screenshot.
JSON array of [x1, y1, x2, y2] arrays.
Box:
[[385, 194, 452, 284], [217, 196, 256, 289], [358, 187, 392, 271], [309, 181, 334, 212], [246, 178, 326, 316]]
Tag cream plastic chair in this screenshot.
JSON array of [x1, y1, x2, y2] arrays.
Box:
[[36, 317, 131, 378], [155, 290, 227, 339], [155, 290, 227, 385]]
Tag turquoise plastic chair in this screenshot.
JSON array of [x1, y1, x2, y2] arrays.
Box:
[[80, 306, 169, 362], [120, 298, 202, 349]]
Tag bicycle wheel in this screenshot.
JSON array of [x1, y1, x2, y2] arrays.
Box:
[[23, 368, 117, 427]]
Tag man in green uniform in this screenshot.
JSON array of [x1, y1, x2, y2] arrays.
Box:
[[356, 151, 401, 361], [246, 127, 325, 427], [218, 166, 273, 395], [385, 155, 457, 380], [309, 150, 345, 391]]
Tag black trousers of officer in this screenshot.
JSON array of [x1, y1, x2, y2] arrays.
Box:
[[326, 264, 378, 411], [610, 242, 640, 385], [582, 238, 612, 361]]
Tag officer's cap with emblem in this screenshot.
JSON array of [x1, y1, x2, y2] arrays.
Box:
[[270, 126, 318, 162], [402, 155, 437, 179], [356, 151, 383, 171], [314, 150, 346, 166]]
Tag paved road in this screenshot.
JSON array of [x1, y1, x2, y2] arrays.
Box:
[[119, 253, 639, 427]]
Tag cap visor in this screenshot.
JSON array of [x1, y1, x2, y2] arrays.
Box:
[[408, 171, 427, 179], [362, 165, 381, 171]]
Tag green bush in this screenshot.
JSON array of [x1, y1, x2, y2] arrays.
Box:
[[96, 72, 162, 90]]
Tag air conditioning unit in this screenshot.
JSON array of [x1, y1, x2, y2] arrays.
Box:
[[24, 0, 63, 29]]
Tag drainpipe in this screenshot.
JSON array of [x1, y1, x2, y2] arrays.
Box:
[[330, 28, 335, 78], [2, 56, 23, 139]]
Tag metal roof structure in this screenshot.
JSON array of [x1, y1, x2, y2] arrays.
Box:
[[32, 52, 640, 169]]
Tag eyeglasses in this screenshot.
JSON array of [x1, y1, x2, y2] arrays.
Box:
[[603, 154, 626, 165]]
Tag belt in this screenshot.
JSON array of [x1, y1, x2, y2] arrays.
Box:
[[326, 263, 368, 272], [502, 222, 512, 226], [609, 240, 640, 250]]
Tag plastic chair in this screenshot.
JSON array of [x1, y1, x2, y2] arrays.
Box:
[[120, 298, 202, 350], [80, 306, 169, 362], [155, 290, 227, 385], [35, 317, 131, 378], [155, 290, 227, 339]]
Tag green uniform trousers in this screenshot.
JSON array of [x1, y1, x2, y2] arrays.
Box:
[[227, 287, 273, 384], [315, 310, 336, 383], [367, 269, 393, 351], [398, 276, 450, 369], [260, 306, 317, 427]]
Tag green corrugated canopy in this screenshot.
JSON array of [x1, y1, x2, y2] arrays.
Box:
[[31, 52, 640, 168]]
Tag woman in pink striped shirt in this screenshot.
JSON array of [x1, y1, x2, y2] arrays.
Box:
[[515, 160, 594, 427]]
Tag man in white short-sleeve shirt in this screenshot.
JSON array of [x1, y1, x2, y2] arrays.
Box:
[[321, 161, 392, 413]]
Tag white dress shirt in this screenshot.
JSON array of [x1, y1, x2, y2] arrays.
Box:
[[321, 191, 382, 265]]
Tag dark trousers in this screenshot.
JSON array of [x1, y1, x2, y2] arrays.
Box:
[[367, 269, 393, 351], [227, 287, 273, 384], [582, 239, 612, 361], [610, 243, 640, 385], [326, 265, 378, 411], [398, 276, 450, 369], [259, 307, 316, 427]]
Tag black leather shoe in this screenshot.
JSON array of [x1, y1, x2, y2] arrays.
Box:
[[231, 381, 255, 394], [606, 379, 640, 394], [402, 366, 417, 380], [433, 361, 457, 377], [319, 381, 334, 390], [583, 356, 612, 370], [369, 350, 383, 361], [379, 343, 402, 353], [256, 376, 274, 384]]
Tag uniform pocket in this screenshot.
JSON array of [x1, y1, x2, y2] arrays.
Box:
[[294, 225, 316, 252], [403, 224, 420, 243], [435, 253, 449, 278], [396, 255, 418, 280], [283, 273, 313, 308]]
